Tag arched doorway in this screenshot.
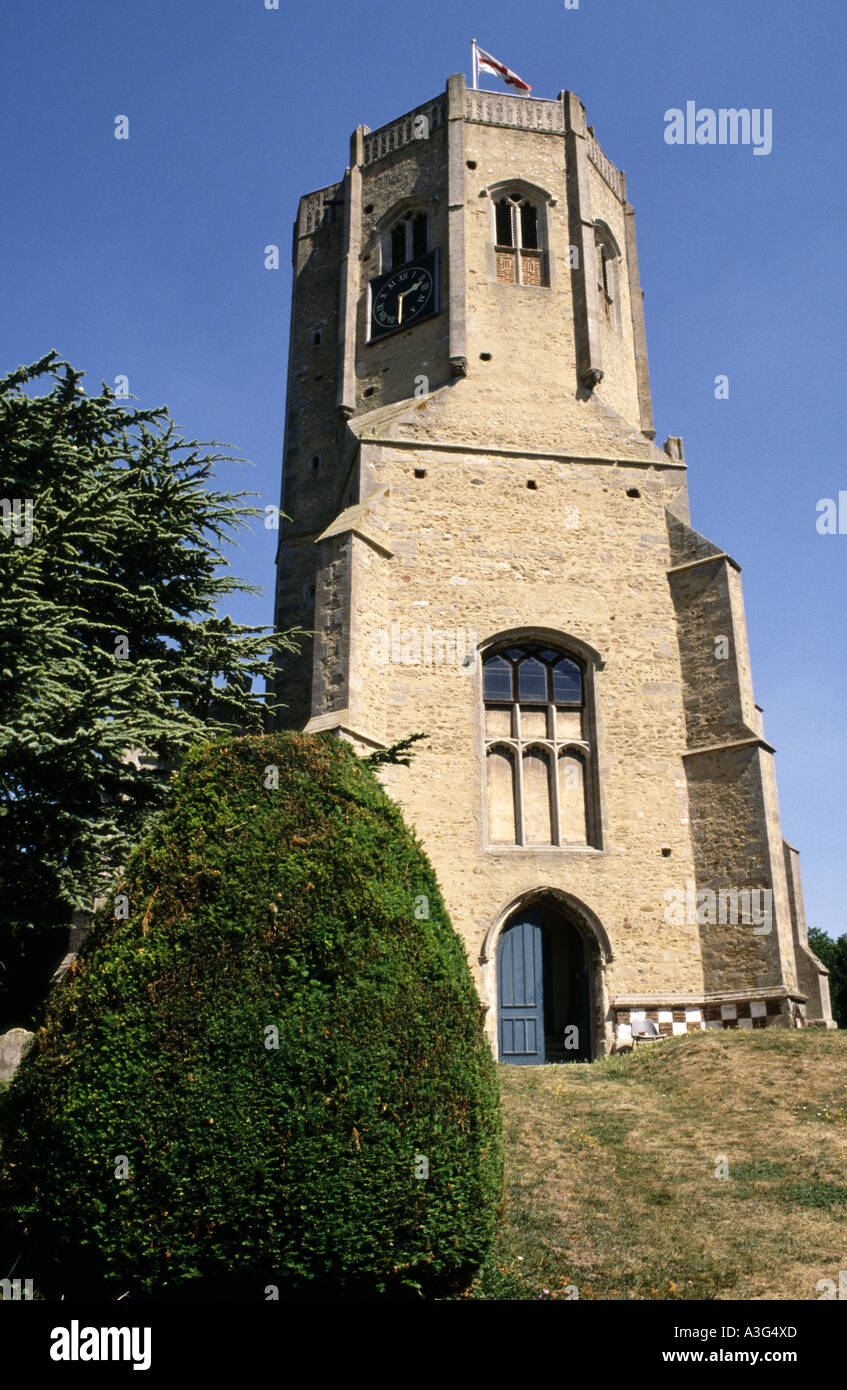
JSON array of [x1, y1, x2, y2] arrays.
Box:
[[496, 904, 593, 1064]]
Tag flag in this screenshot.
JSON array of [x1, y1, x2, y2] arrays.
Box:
[[472, 41, 531, 93]]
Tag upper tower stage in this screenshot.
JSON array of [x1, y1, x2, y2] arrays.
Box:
[[288, 74, 660, 466]]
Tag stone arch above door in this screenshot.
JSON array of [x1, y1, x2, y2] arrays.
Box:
[[480, 886, 614, 967]]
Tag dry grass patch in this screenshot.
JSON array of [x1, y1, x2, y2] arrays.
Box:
[[471, 1030, 847, 1300]]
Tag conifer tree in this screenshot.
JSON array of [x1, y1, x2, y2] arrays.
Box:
[[0, 352, 301, 1015], [807, 927, 847, 1027]]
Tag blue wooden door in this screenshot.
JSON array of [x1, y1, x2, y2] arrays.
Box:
[[498, 912, 546, 1064]]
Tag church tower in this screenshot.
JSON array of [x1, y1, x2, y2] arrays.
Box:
[[274, 74, 833, 1058]]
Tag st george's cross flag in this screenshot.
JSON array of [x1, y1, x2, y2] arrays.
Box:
[[472, 41, 532, 93]]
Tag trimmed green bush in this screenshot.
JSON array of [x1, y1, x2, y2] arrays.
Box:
[[0, 733, 502, 1298]]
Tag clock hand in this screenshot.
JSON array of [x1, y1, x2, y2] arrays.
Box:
[[397, 280, 424, 325]]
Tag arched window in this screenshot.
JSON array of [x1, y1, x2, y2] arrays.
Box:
[[482, 642, 596, 847], [387, 211, 428, 269], [594, 223, 621, 331], [494, 193, 545, 286]]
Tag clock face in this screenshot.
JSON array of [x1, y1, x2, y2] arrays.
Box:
[[368, 249, 438, 341]]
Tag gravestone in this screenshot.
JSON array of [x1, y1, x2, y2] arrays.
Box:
[[0, 1027, 34, 1082]]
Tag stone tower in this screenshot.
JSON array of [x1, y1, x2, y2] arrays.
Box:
[[274, 74, 833, 1059]]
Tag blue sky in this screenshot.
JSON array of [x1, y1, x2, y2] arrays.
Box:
[[2, 0, 845, 938]]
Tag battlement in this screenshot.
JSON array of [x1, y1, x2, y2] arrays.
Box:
[[586, 126, 626, 201], [465, 88, 564, 132], [296, 182, 344, 237], [361, 83, 626, 199], [362, 95, 447, 167]]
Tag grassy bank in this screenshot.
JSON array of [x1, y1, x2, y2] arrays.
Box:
[[472, 1030, 846, 1300]]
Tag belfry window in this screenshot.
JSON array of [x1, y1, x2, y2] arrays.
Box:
[[483, 642, 596, 847], [388, 211, 428, 269], [597, 244, 613, 322], [494, 194, 545, 286], [594, 223, 621, 330]]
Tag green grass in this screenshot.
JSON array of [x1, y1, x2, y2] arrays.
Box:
[[469, 1030, 847, 1301]]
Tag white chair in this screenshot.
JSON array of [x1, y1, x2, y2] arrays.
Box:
[[631, 1016, 662, 1045]]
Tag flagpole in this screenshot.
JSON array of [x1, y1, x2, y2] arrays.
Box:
[[471, 38, 478, 90]]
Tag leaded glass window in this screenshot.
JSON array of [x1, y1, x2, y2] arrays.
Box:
[[483, 642, 593, 847]]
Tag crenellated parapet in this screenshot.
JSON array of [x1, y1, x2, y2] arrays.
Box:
[[585, 128, 626, 201], [297, 182, 344, 236], [362, 97, 446, 167], [465, 89, 564, 131]]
